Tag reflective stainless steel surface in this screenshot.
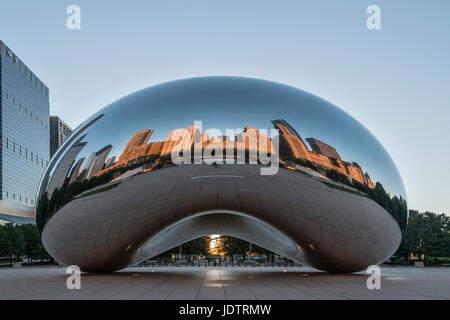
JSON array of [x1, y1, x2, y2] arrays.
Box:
[[36, 76, 407, 273]]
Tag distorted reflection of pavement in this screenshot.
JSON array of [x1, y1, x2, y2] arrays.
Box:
[[43, 164, 400, 273]]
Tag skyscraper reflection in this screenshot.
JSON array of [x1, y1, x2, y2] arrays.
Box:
[[48, 118, 385, 205], [59, 118, 381, 193]]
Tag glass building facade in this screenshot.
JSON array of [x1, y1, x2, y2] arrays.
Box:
[[0, 40, 50, 222]]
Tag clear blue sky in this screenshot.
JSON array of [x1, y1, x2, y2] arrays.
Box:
[[1, 0, 449, 214]]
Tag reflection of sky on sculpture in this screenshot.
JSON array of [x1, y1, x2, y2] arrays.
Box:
[[63, 77, 405, 199]]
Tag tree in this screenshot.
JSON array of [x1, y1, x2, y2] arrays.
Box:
[[20, 224, 42, 262], [396, 210, 425, 261], [214, 236, 276, 261], [1, 224, 25, 261], [33, 242, 51, 261], [395, 210, 450, 263], [157, 236, 210, 261], [181, 237, 210, 256], [0, 225, 9, 258], [215, 236, 249, 258], [422, 212, 448, 263], [0, 223, 52, 263]]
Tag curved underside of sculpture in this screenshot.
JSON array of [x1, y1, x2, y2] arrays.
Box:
[[41, 164, 401, 273]]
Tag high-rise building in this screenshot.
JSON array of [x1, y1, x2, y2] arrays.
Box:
[[0, 41, 50, 224], [235, 127, 275, 153], [85, 144, 113, 180], [50, 116, 73, 157], [271, 119, 311, 160], [344, 162, 366, 185], [306, 137, 342, 161], [117, 129, 153, 164], [47, 136, 87, 196], [161, 125, 200, 156]]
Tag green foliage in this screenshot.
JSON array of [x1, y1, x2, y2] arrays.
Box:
[[158, 236, 275, 260], [325, 169, 349, 185], [321, 181, 368, 197], [0, 223, 51, 262], [368, 182, 408, 232], [0, 223, 25, 261], [215, 236, 250, 256], [215, 236, 274, 258], [396, 210, 450, 263], [283, 156, 316, 170], [160, 236, 210, 258], [183, 236, 210, 255]]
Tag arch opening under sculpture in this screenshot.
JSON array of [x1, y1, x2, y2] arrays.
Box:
[[130, 210, 305, 266]]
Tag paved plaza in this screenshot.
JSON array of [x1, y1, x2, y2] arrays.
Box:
[[0, 266, 449, 300]]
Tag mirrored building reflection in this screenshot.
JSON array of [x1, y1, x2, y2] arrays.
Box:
[[36, 77, 407, 273]]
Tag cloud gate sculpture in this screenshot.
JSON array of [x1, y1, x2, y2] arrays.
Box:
[[36, 77, 407, 273]]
